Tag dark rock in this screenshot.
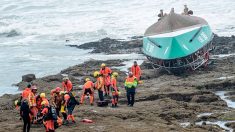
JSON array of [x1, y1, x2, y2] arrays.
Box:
[[22, 74, 36, 82]]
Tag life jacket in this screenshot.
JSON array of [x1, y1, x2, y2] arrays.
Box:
[[131, 65, 141, 79], [62, 80, 73, 92], [43, 106, 58, 121], [28, 92, 37, 107], [96, 76, 104, 90], [111, 77, 118, 92], [125, 76, 138, 88], [22, 88, 31, 99], [83, 81, 94, 89], [99, 67, 112, 76]]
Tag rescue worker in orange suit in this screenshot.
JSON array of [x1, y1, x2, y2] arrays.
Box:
[[131, 61, 142, 81], [94, 71, 104, 101], [51, 87, 62, 117], [21, 84, 32, 101], [64, 92, 77, 123], [50, 87, 61, 97], [62, 77, 73, 92], [99, 63, 112, 96], [80, 78, 94, 105], [111, 72, 119, 108], [28, 86, 38, 123], [125, 72, 138, 107], [40, 93, 49, 108], [41, 101, 55, 132]]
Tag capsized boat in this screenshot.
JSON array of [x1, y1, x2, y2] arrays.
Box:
[[143, 11, 214, 71]]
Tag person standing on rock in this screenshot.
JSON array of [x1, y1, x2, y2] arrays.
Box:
[[99, 63, 112, 97], [20, 99, 31, 132], [111, 72, 119, 108], [64, 92, 78, 123], [125, 72, 138, 107], [28, 86, 38, 123], [21, 84, 32, 101], [131, 61, 142, 81], [94, 71, 104, 101], [62, 77, 73, 92]]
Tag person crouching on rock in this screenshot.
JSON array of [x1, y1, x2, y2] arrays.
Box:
[[94, 71, 104, 101], [28, 86, 38, 123], [125, 72, 138, 107], [20, 99, 31, 132], [41, 101, 55, 132], [80, 78, 94, 105], [111, 72, 119, 108], [99, 63, 112, 97], [64, 92, 78, 123]]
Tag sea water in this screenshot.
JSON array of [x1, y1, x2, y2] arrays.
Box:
[[0, 0, 235, 95]]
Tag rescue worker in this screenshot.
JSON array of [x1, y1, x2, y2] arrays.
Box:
[[64, 92, 77, 123], [59, 91, 68, 124], [40, 93, 49, 107], [131, 61, 142, 81], [41, 101, 55, 132], [62, 77, 73, 92], [21, 84, 32, 100], [80, 78, 94, 105], [94, 71, 104, 101], [50, 87, 61, 97], [28, 86, 38, 123], [111, 72, 119, 108], [20, 99, 31, 132], [125, 72, 138, 107], [51, 87, 62, 117], [99, 63, 112, 96]]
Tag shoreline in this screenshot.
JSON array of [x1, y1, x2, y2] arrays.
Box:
[[0, 34, 235, 131]]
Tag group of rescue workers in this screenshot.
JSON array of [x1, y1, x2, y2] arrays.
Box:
[[17, 61, 142, 132]]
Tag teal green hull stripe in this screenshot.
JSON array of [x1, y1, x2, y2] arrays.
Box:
[[143, 25, 213, 60]]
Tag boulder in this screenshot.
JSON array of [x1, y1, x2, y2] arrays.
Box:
[[22, 74, 36, 82]]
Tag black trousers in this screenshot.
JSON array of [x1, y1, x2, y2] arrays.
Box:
[[126, 88, 136, 106], [98, 90, 104, 101], [22, 116, 31, 132]]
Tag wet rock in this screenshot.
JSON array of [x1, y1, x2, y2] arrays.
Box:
[[41, 74, 63, 82], [191, 94, 219, 103], [67, 37, 142, 54], [225, 122, 235, 129], [22, 74, 36, 82]]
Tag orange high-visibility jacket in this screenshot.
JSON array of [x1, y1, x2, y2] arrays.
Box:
[[28, 92, 37, 107], [22, 88, 31, 99], [111, 77, 117, 90], [95, 76, 104, 91], [62, 80, 73, 92], [99, 67, 112, 76], [83, 81, 94, 90], [131, 65, 142, 80], [100, 67, 112, 86]]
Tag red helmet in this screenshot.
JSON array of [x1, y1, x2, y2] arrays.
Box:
[[55, 87, 61, 92]]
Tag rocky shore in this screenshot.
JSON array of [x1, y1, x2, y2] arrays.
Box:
[[0, 35, 235, 132]]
